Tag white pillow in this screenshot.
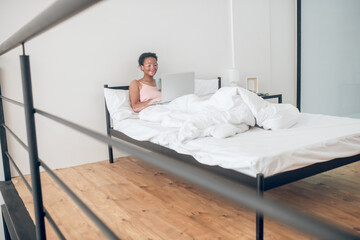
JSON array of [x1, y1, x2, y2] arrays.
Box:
[[104, 88, 135, 121], [194, 79, 219, 96]]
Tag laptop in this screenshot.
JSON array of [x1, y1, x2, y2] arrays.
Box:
[[153, 71, 195, 104]]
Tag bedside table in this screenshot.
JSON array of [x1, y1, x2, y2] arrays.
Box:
[[260, 94, 282, 103]]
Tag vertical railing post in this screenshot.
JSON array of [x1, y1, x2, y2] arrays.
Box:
[[0, 84, 11, 181], [256, 173, 264, 240], [104, 85, 114, 164], [20, 52, 46, 239], [297, 0, 302, 111]]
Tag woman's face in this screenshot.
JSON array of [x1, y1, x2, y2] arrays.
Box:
[[141, 57, 158, 77]]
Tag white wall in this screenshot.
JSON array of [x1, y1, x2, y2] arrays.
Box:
[[0, 0, 296, 176], [269, 0, 297, 103], [232, 0, 296, 103]]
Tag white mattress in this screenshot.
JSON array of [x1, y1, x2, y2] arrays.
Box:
[[113, 113, 360, 177]]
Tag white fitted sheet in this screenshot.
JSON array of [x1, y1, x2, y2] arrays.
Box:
[[113, 113, 360, 177]]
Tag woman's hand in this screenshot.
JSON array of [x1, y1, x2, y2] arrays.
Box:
[[149, 97, 162, 104]]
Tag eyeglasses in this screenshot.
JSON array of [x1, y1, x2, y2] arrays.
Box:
[[143, 64, 158, 68]]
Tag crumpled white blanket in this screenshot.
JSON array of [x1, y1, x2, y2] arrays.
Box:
[[139, 87, 299, 142]]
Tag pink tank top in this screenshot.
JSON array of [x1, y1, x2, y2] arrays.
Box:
[[139, 82, 162, 102]]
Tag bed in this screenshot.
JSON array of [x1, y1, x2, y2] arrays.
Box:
[[103, 79, 360, 240]]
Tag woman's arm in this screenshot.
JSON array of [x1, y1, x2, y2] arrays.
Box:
[[129, 80, 152, 113]]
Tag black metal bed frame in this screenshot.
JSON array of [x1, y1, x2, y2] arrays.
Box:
[[104, 85, 360, 240], [0, 0, 359, 239]]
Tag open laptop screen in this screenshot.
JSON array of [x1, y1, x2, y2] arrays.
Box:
[[160, 72, 195, 103]]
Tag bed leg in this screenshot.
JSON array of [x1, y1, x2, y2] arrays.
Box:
[[108, 146, 114, 164], [256, 173, 264, 240]]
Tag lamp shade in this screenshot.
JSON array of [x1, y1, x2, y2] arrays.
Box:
[[227, 69, 239, 86]]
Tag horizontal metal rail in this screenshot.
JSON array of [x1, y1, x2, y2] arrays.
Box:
[[0, 0, 103, 56], [0, 0, 358, 238], [1, 96, 119, 238], [7, 152, 66, 240], [3, 124, 28, 150], [0, 96, 24, 107], [43, 207, 66, 240], [0, 61, 358, 240], [39, 160, 120, 240], [1, 76, 358, 239], [6, 152, 31, 192], [34, 108, 360, 240]]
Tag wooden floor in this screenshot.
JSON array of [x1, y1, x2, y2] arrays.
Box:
[[13, 157, 360, 240]]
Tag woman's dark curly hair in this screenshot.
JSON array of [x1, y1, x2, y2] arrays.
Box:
[[138, 52, 158, 66]]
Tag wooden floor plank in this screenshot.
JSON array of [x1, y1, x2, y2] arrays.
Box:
[[12, 157, 360, 239]]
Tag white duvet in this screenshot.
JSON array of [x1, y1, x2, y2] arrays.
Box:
[[138, 87, 299, 142], [111, 86, 360, 177]]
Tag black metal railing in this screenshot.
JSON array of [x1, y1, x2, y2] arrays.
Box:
[[0, 0, 102, 56], [0, 0, 359, 240]]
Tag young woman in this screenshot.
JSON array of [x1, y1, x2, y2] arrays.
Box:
[[129, 52, 162, 113]]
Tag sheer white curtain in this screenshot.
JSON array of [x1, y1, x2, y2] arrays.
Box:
[[301, 0, 360, 118]]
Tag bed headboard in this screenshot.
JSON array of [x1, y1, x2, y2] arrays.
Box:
[[103, 84, 129, 142], [103, 85, 129, 90]]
